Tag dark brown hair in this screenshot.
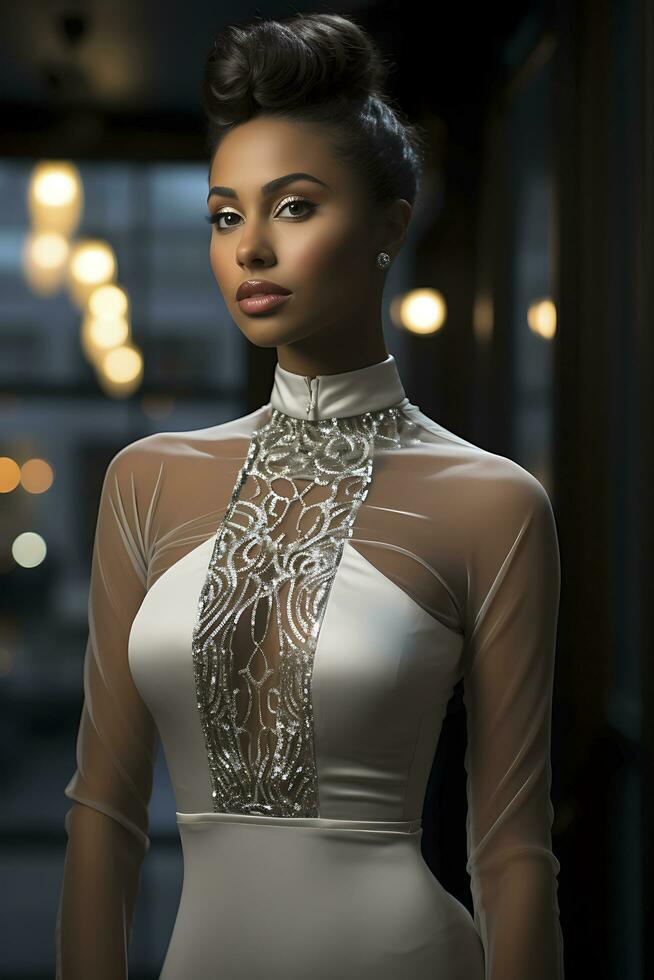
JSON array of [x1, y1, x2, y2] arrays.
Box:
[[201, 11, 428, 209]]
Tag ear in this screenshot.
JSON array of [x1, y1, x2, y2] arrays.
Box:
[[380, 199, 413, 259]]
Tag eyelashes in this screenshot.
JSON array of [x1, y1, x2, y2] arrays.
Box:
[[205, 195, 317, 233]]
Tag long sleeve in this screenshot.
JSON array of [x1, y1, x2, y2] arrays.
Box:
[[461, 464, 564, 979], [55, 447, 159, 979]]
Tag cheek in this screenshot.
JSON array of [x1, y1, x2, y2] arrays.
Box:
[[287, 223, 365, 282]]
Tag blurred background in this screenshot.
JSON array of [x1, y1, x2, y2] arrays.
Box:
[[0, 1, 651, 978]]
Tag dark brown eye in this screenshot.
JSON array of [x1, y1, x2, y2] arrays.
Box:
[[204, 210, 239, 229], [276, 198, 315, 219], [204, 196, 316, 232]]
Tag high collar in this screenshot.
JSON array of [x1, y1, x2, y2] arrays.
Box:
[[269, 354, 407, 421]]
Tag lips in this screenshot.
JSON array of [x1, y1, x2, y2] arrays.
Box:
[[236, 279, 292, 301]]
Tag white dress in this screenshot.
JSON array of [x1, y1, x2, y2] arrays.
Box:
[[55, 354, 565, 979]]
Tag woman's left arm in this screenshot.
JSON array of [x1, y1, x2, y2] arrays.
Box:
[[461, 461, 565, 979]]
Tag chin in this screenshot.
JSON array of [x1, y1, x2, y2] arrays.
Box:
[[233, 307, 318, 348]]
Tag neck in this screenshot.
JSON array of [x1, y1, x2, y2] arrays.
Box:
[[276, 347, 390, 380], [269, 353, 407, 421]]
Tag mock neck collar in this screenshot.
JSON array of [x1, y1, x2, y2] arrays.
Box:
[[269, 354, 407, 421]]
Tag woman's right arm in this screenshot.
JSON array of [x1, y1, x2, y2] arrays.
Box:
[[55, 446, 159, 979]]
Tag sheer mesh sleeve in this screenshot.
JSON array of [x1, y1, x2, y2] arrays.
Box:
[[55, 446, 159, 979], [461, 463, 564, 979]]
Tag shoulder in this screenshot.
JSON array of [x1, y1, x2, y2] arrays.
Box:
[[99, 403, 271, 537], [107, 403, 271, 477], [404, 402, 554, 521]]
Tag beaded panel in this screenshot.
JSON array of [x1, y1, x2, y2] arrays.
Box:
[[191, 406, 405, 817]]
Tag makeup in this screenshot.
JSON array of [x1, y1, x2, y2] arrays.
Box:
[[237, 293, 292, 314]]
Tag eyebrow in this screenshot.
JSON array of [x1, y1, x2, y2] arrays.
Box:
[[207, 172, 330, 204]]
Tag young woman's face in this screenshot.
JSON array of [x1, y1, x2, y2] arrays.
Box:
[[207, 116, 403, 351]]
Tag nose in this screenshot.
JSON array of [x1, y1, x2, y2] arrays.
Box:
[[235, 224, 275, 270]]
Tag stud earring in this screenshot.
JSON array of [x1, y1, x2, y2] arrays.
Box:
[[376, 251, 391, 269]]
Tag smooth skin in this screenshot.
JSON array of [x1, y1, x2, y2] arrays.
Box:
[[207, 115, 413, 379]]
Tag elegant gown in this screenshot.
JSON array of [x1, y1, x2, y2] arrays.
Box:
[[55, 354, 565, 979]]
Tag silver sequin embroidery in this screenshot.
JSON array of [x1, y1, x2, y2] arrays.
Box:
[[191, 405, 404, 817]]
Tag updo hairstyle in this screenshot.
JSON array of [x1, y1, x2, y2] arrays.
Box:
[[201, 12, 428, 211]]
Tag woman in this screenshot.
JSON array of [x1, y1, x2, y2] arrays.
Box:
[[56, 12, 564, 979]]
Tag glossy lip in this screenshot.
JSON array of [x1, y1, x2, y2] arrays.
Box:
[[237, 293, 292, 314], [236, 279, 292, 301]]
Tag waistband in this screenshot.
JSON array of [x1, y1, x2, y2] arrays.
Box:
[[176, 810, 422, 836]]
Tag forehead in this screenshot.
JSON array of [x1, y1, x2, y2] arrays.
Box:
[[208, 116, 349, 192]]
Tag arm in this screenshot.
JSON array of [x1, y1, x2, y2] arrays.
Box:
[[461, 465, 564, 980], [55, 447, 158, 979]]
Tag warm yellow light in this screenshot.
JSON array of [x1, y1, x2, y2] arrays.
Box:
[[473, 294, 494, 342], [81, 311, 131, 363], [528, 298, 557, 339], [104, 344, 142, 383], [28, 161, 83, 236], [67, 239, 117, 308], [88, 283, 129, 320], [34, 169, 76, 207], [70, 240, 116, 285], [82, 285, 131, 363], [12, 531, 47, 569], [30, 231, 69, 269], [397, 288, 446, 335], [0, 457, 21, 493], [21, 458, 54, 494], [97, 344, 144, 397], [22, 230, 71, 295], [91, 317, 130, 349]]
